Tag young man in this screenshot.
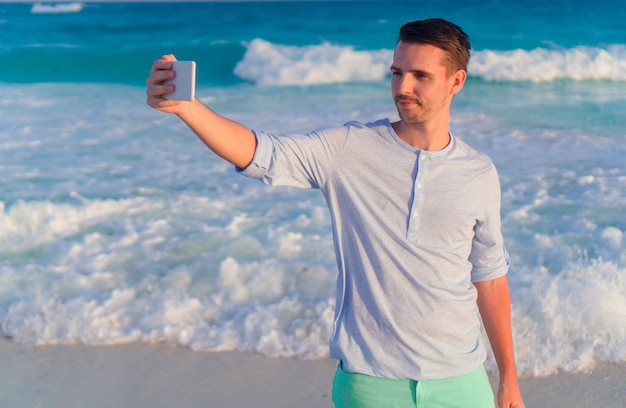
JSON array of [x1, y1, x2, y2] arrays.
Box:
[[146, 18, 525, 408]]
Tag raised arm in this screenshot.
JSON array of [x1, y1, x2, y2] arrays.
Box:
[[474, 275, 525, 408], [146, 55, 257, 168]]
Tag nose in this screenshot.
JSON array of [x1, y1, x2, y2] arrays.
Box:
[[394, 73, 414, 95]]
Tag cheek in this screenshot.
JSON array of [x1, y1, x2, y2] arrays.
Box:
[[390, 77, 400, 92]]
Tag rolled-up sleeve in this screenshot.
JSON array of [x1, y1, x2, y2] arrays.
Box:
[[469, 165, 511, 282], [236, 130, 274, 179], [237, 126, 349, 189]]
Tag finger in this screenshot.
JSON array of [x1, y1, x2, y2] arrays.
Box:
[[151, 55, 177, 74], [146, 68, 175, 88], [146, 82, 175, 99], [150, 59, 173, 77], [161, 54, 177, 62]]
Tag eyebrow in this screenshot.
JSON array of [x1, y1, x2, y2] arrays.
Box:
[[389, 65, 433, 76]]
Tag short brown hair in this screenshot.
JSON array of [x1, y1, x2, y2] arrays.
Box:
[[398, 18, 471, 75]]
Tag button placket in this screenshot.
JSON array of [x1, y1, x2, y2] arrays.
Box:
[[407, 152, 428, 242]]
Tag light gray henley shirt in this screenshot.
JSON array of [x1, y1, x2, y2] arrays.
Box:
[[238, 118, 510, 380]]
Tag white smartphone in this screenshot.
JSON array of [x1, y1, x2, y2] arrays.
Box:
[[163, 61, 196, 101]]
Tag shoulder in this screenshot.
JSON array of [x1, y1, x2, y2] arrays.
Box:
[[450, 135, 494, 164], [447, 135, 499, 179]]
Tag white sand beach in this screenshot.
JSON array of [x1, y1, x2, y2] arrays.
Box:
[[2, 337, 624, 408]]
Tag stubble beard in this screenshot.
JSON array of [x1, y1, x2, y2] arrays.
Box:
[[397, 108, 427, 124], [395, 96, 428, 124], [395, 93, 450, 125]]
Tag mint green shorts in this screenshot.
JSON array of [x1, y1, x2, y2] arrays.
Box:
[[332, 362, 495, 408]]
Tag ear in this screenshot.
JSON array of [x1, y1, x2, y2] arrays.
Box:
[[450, 69, 467, 95]]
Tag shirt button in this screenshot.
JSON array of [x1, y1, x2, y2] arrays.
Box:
[[417, 183, 422, 188]]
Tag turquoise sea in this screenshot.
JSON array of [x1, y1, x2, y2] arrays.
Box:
[[1, 0, 625, 377]]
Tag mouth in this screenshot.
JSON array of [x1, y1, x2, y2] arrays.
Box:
[[395, 96, 420, 108]]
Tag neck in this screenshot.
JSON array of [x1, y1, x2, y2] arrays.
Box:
[[391, 120, 451, 151]]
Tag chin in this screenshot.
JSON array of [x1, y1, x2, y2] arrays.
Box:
[[398, 111, 426, 124]]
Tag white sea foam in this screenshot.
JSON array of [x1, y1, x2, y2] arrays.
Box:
[[0, 195, 336, 357], [234, 40, 626, 85], [507, 259, 626, 376], [234, 39, 392, 85], [470, 45, 626, 82], [30, 2, 84, 14]]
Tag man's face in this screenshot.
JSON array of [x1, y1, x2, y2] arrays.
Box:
[[390, 42, 461, 125]]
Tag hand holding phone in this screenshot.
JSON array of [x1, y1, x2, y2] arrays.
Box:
[[163, 61, 196, 102]]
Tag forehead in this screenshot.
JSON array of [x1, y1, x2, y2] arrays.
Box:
[[392, 42, 448, 72]]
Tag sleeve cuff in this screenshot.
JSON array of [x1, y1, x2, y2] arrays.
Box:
[[471, 248, 511, 282], [236, 130, 273, 179]]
